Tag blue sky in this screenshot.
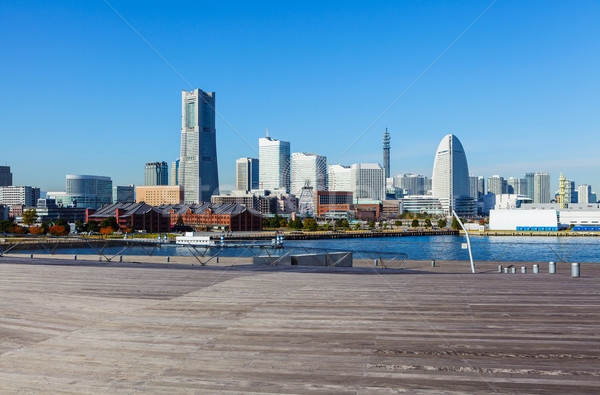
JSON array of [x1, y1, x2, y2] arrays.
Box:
[[1, 0, 598, 194]]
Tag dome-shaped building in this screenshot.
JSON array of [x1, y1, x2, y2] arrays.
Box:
[[432, 134, 476, 216]]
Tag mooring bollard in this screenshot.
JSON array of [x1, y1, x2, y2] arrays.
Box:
[[511, 267, 516, 274], [533, 264, 539, 274], [119, 256, 122, 262], [521, 266, 526, 274], [73, 255, 77, 261], [374, 259, 379, 266], [503, 268, 509, 274], [571, 262, 580, 278], [498, 265, 503, 272], [166, 256, 170, 263], [30, 254, 33, 259], [431, 260, 436, 267], [549, 261, 556, 274], [98, 256, 102, 262]]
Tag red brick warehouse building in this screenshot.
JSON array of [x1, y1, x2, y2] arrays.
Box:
[[159, 203, 262, 232]]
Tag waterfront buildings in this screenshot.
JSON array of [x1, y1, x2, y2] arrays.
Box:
[[0, 186, 40, 207], [0, 166, 12, 186], [235, 158, 259, 192], [487, 175, 506, 195], [179, 89, 219, 203], [395, 174, 428, 196], [314, 191, 353, 218], [533, 172, 551, 203], [382, 128, 390, 179], [508, 177, 527, 195], [31, 198, 86, 224], [290, 153, 328, 196], [55, 175, 113, 210], [87, 203, 171, 233], [525, 172, 535, 200], [112, 185, 135, 203], [136, 185, 184, 206], [160, 203, 262, 231], [258, 133, 290, 192], [328, 164, 351, 192], [351, 163, 385, 201], [431, 134, 475, 216], [144, 162, 169, 186], [578, 184, 592, 204]]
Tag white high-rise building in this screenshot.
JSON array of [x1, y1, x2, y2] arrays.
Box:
[[395, 174, 427, 195], [290, 153, 327, 196], [351, 163, 385, 200], [578, 184, 592, 204], [328, 164, 351, 191], [179, 89, 219, 204], [258, 132, 290, 192], [431, 134, 474, 216], [236, 158, 259, 192], [533, 172, 550, 203], [487, 175, 505, 195], [0, 186, 40, 207], [508, 177, 527, 195]]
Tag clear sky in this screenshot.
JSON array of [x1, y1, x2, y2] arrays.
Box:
[[1, 1, 598, 194]]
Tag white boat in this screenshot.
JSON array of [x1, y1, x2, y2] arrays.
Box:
[[175, 232, 216, 246]]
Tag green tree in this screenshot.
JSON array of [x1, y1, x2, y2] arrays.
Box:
[[303, 218, 317, 231], [269, 215, 281, 228], [22, 209, 38, 226], [0, 220, 13, 233], [340, 219, 349, 228], [289, 218, 303, 229], [368, 220, 375, 229], [354, 223, 360, 230], [85, 220, 100, 233], [40, 220, 51, 235], [383, 222, 387, 230], [279, 219, 287, 228], [99, 216, 119, 232], [451, 217, 460, 230], [394, 220, 402, 227], [438, 219, 447, 228], [424, 218, 432, 228], [175, 214, 184, 226], [411, 219, 419, 228], [75, 219, 86, 233]]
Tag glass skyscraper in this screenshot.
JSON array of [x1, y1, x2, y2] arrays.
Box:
[[144, 162, 168, 186], [258, 133, 290, 192], [62, 175, 113, 209], [179, 89, 219, 203], [236, 157, 259, 192]]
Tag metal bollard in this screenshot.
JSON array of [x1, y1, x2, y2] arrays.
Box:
[[571, 262, 580, 278], [99, 256, 102, 262], [30, 254, 34, 259], [511, 267, 516, 274], [521, 266, 526, 274], [549, 261, 556, 274], [74, 255, 77, 261], [498, 265, 503, 272], [166, 256, 170, 263], [533, 264, 539, 274], [431, 260, 436, 267], [119, 256, 122, 262], [216, 257, 219, 263], [374, 259, 379, 266], [503, 268, 509, 274]]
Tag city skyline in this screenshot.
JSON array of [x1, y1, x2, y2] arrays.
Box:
[[1, 2, 598, 193]]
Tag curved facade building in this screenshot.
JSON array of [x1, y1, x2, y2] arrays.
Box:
[[432, 134, 475, 216]]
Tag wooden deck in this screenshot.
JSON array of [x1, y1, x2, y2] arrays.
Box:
[[0, 256, 598, 393]]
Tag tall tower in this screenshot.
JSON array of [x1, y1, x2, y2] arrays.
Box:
[[258, 131, 290, 192], [558, 173, 566, 208], [382, 128, 391, 179], [236, 157, 259, 192], [144, 162, 168, 186], [179, 89, 219, 203]]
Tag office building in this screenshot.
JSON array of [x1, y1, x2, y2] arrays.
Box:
[[145, 162, 169, 186], [112, 185, 135, 203], [314, 191, 353, 218], [57, 175, 113, 209], [508, 177, 527, 195], [236, 158, 259, 192], [171, 159, 180, 185], [525, 173, 535, 200], [382, 128, 390, 179], [328, 164, 351, 191], [533, 172, 551, 203], [31, 198, 86, 224], [470, 176, 486, 199], [487, 175, 505, 195], [578, 184, 592, 204], [0, 166, 12, 186], [395, 174, 427, 196], [179, 89, 219, 203], [431, 134, 474, 216], [351, 163, 385, 201], [259, 132, 290, 191], [290, 153, 327, 196], [136, 185, 184, 206], [0, 186, 40, 207]]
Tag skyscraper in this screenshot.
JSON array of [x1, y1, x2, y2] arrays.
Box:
[[469, 176, 479, 199], [290, 153, 327, 196], [179, 89, 219, 203], [61, 175, 112, 209], [578, 184, 592, 204], [533, 172, 551, 203], [351, 163, 385, 200], [508, 177, 527, 195], [431, 134, 474, 215], [258, 132, 290, 192], [525, 173, 535, 200], [171, 159, 180, 185], [382, 128, 390, 179], [112, 185, 135, 203], [236, 157, 259, 192], [145, 162, 168, 186], [0, 166, 12, 187], [328, 164, 352, 191], [395, 174, 426, 195], [487, 175, 505, 195]]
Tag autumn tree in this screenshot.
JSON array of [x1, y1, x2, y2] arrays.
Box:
[[99, 216, 119, 232], [29, 226, 45, 235], [48, 225, 68, 236], [22, 209, 38, 226], [100, 227, 113, 235]]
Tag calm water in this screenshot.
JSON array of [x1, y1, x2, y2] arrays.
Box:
[[10, 235, 600, 263]]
